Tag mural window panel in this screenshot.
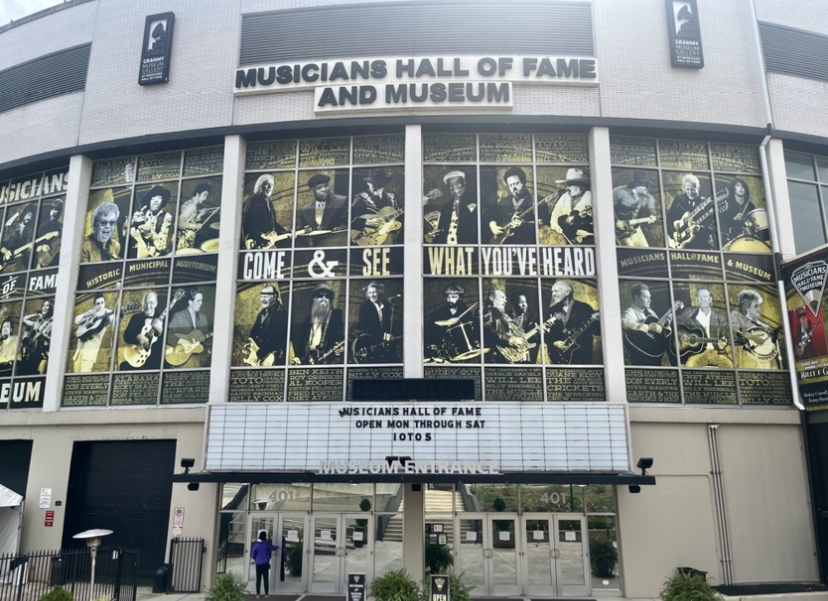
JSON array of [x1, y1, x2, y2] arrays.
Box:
[[290, 279, 346, 366], [0, 203, 38, 274], [15, 297, 54, 377], [241, 171, 296, 250], [233, 282, 290, 368], [423, 165, 479, 245], [176, 177, 222, 255], [0, 301, 23, 377], [619, 281, 678, 367], [728, 284, 785, 370], [541, 279, 601, 366], [671, 283, 734, 369], [536, 166, 593, 246], [34, 197, 64, 269], [480, 166, 539, 246], [165, 285, 216, 370], [611, 168, 664, 248], [68, 291, 121, 374], [137, 151, 182, 182], [663, 171, 720, 251], [480, 279, 542, 365], [295, 169, 350, 248], [423, 278, 481, 365], [116, 288, 175, 372], [81, 187, 132, 263], [126, 182, 179, 259], [350, 167, 405, 247], [714, 175, 771, 254], [479, 134, 533, 163], [348, 278, 403, 365]]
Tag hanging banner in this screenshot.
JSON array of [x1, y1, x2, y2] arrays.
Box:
[[666, 0, 704, 68], [783, 250, 828, 408]]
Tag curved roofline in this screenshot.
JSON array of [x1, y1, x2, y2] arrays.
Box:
[[0, 0, 95, 35]]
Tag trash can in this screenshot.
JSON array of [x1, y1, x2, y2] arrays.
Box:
[[152, 564, 170, 594], [50, 557, 66, 586], [677, 567, 707, 580]]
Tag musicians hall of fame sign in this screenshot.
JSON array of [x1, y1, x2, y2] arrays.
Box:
[[784, 252, 828, 408], [234, 55, 598, 113]]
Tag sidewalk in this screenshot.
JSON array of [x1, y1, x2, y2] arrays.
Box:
[[135, 587, 207, 601]]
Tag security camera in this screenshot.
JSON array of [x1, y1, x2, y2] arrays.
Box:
[[636, 457, 653, 475]]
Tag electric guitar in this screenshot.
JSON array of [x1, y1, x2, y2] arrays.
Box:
[[122, 289, 186, 368], [351, 206, 404, 246], [623, 301, 684, 358], [351, 333, 402, 363], [1, 231, 59, 268], [548, 312, 600, 365], [616, 215, 657, 243], [796, 322, 823, 359], [242, 338, 277, 367], [497, 313, 560, 364], [733, 326, 779, 362], [491, 191, 561, 245], [670, 188, 729, 249], [306, 340, 345, 365], [672, 325, 729, 362], [165, 331, 213, 366], [558, 206, 594, 245], [245, 226, 312, 250]]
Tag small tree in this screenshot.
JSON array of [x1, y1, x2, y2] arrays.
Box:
[[206, 573, 246, 601]]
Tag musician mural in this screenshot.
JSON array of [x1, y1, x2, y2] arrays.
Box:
[[231, 135, 405, 402], [613, 137, 789, 405], [0, 167, 67, 410], [64, 147, 223, 407], [422, 134, 602, 402]]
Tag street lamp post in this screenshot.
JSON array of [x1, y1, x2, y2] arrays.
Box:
[[73, 529, 113, 601]]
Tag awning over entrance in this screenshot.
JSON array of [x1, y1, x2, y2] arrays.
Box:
[[189, 403, 654, 486]]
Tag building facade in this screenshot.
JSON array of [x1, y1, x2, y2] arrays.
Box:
[[0, 0, 827, 597]]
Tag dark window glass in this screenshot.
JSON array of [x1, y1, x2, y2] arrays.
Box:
[[785, 151, 815, 181], [817, 157, 828, 183], [788, 181, 825, 254]]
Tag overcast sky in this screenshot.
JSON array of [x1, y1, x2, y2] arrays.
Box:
[[0, 0, 65, 25]]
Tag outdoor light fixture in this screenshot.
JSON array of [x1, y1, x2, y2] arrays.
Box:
[[628, 485, 641, 494], [253, 499, 270, 510], [180, 458, 195, 473], [187, 482, 199, 491], [636, 457, 654, 476], [73, 529, 113, 601]]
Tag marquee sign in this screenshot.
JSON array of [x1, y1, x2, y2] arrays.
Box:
[[205, 403, 630, 473], [234, 55, 599, 113]]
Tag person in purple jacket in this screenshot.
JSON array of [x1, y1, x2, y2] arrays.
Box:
[[251, 531, 279, 597]]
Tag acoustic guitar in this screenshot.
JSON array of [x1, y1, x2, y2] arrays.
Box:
[[623, 301, 684, 358]]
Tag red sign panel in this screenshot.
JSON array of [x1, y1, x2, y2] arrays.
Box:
[[45, 511, 54, 527]]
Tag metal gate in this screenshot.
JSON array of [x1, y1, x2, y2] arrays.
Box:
[[169, 538, 204, 593]]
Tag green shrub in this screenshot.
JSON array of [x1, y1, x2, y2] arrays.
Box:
[[589, 538, 618, 578], [660, 573, 721, 601], [286, 536, 303, 577], [206, 573, 246, 601], [424, 540, 453, 574], [370, 569, 420, 601], [39, 586, 74, 601]]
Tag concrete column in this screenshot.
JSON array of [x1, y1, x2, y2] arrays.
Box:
[[589, 127, 628, 404], [402, 484, 424, 577], [43, 154, 92, 412], [404, 125, 424, 377], [764, 138, 796, 259], [209, 135, 246, 405]]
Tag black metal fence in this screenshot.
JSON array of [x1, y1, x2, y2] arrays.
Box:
[[0, 547, 138, 601], [168, 538, 204, 593]]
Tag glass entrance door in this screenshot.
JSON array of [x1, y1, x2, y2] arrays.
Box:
[[245, 513, 309, 594], [521, 514, 590, 597], [309, 514, 374, 593], [455, 514, 520, 597]]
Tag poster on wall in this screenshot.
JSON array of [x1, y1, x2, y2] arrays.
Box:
[[783, 252, 828, 408], [666, 0, 704, 69], [139, 12, 175, 86]]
